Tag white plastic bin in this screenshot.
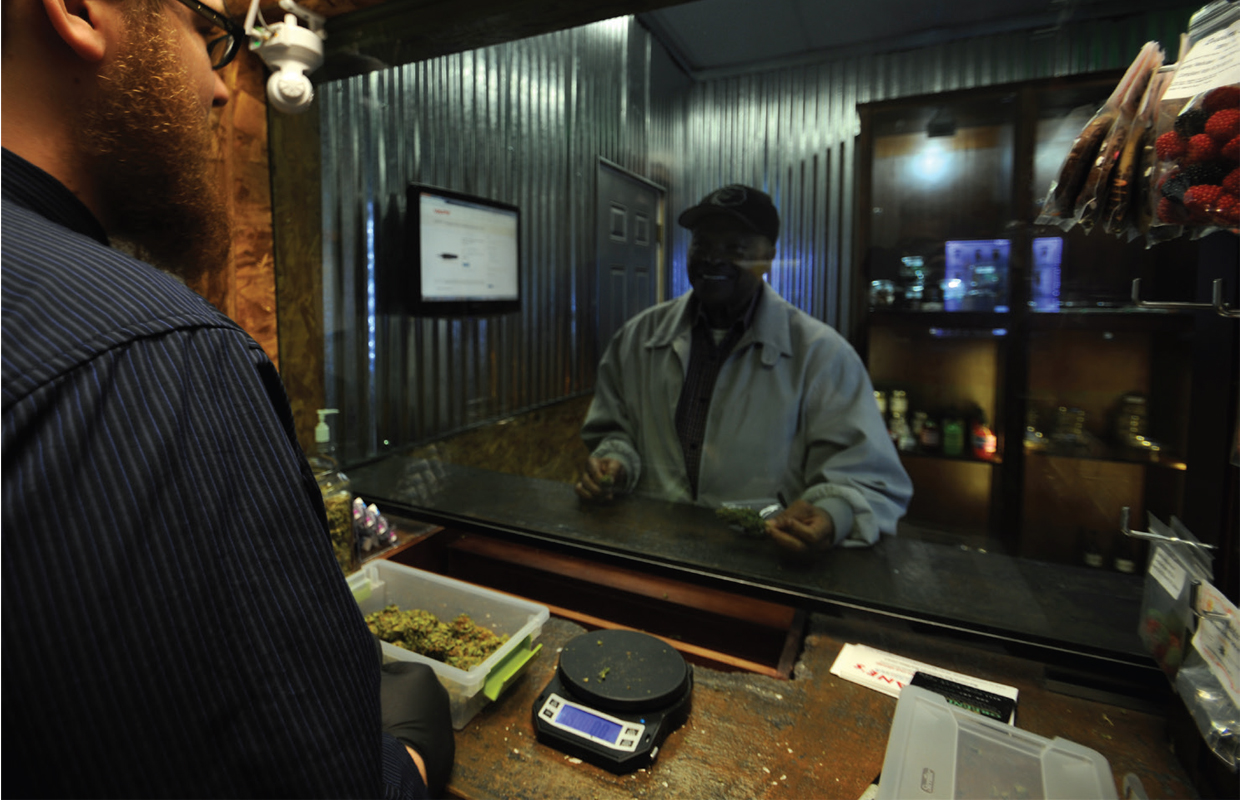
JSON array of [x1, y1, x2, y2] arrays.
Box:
[[350, 560, 549, 729], [876, 685, 1118, 800]]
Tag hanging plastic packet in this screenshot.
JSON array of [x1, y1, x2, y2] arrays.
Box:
[[1147, 4, 1240, 240], [1036, 41, 1164, 230], [1107, 64, 1175, 238], [1073, 42, 1164, 233], [1137, 513, 1213, 681], [1174, 580, 1239, 769]]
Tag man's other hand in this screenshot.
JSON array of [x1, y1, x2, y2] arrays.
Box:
[[575, 457, 626, 503], [766, 499, 835, 554], [380, 661, 455, 796]]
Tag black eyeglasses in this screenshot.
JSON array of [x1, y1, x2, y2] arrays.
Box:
[[172, 0, 246, 70]]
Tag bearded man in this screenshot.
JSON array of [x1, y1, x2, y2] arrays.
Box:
[[1, 1, 452, 796]]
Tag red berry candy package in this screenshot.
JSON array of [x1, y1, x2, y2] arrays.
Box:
[[1148, 15, 1240, 241]]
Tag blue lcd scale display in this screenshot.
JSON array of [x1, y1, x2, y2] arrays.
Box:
[[537, 693, 643, 752], [557, 704, 623, 743]]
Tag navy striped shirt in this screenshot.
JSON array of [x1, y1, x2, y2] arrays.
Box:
[[1, 149, 426, 799]]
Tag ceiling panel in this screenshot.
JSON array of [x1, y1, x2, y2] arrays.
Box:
[[641, 0, 1188, 78]]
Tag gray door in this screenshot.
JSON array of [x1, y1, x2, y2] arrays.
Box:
[[596, 162, 661, 358]]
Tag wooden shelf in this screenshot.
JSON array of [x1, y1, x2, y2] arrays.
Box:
[[868, 307, 1195, 334], [867, 309, 1013, 332], [1026, 448, 1187, 471], [898, 450, 1002, 466], [1027, 309, 1195, 333]]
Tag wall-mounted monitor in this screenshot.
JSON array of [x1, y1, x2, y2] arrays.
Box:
[[392, 184, 521, 316]]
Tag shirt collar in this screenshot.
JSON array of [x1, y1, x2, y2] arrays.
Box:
[[687, 284, 763, 333], [648, 282, 792, 365], [2, 148, 109, 246]]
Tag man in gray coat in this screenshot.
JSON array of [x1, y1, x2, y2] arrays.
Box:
[[577, 185, 911, 555]]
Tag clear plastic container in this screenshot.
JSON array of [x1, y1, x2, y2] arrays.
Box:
[[317, 468, 357, 575], [308, 408, 357, 575], [350, 561, 550, 729], [876, 685, 1118, 800]]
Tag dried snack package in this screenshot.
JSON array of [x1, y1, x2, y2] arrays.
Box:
[[1148, 12, 1240, 240], [1073, 42, 1164, 234], [1108, 65, 1175, 239], [1036, 41, 1164, 230]]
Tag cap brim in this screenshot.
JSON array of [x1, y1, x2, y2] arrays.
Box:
[[677, 206, 764, 235]]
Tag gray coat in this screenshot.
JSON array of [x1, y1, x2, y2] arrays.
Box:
[[582, 282, 912, 546]]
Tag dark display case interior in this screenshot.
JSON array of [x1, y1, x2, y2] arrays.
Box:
[[856, 74, 1233, 579]]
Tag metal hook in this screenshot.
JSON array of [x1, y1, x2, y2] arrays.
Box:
[[1119, 507, 1216, 550], [1131, 278, 1240, 318], [1189, 581, 1233, 631]]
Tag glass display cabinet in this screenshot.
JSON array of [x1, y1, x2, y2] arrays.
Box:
[[855, 73, 1235, 578]]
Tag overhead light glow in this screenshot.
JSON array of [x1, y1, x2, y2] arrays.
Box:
[[915, 140, 949, 183], [597, 16, 631, 34]]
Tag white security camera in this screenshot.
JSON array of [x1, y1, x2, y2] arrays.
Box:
[[245, 0, 326, 114]]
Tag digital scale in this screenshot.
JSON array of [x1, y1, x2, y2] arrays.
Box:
[[533, 629, 693, 774]]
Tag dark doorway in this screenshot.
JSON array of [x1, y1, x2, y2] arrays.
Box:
[[595, 160, 663, 358]]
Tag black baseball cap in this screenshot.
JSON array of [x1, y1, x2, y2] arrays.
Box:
[[678, 184, 780, 244]]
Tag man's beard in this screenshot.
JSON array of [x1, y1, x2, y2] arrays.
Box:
[[81, 17, 230, 285]]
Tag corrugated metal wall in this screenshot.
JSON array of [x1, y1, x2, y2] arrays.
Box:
[[320, 7, 1190, 463], [320, 17, 663, 463]]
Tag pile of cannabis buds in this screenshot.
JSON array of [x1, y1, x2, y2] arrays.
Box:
[[366, 605, 509, 670]]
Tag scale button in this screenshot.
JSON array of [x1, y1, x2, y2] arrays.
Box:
[[620, 738, 634, 747], [542, 708, 554, 719], [548, 698, 560, 709], [625, 727, 640, 736]]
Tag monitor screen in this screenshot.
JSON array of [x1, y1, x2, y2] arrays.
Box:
[[394, 184, 521, 316], [1031, 236, 1063, 312], [943, 239, 1011, 312]]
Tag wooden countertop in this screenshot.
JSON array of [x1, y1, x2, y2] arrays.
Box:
[[444, 612, 1196, 799]]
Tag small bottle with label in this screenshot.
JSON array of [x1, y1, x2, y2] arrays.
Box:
[[942, 415, 965, 457], [911, 411, 927, 444], [917, 415, 941, 452], [970, 409, 998, 461], [889, 391, 916, 451]]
